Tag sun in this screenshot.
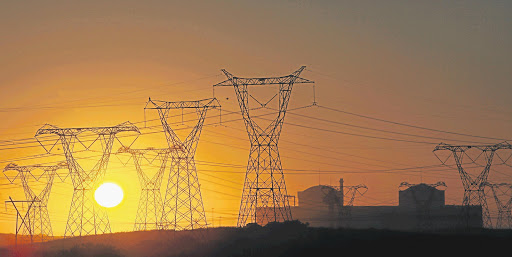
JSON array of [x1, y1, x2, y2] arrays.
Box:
[[94, 182, 124, 208]]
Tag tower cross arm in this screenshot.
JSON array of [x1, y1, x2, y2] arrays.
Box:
[[348, 184, 368, 193], [117, 146, 181, 155], [145, 98, 220, 110], [433, 141, 512, 152], [35, 121, 140, 136], [3, 162, 69, 182], [4, 162, 68, 172], [433, 143, 472, 152], [490, 141, 512, 150], [213, 66, 314, 87], [399, 181, 447, 189]]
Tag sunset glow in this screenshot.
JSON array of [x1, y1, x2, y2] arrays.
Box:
[[0, 1, 511, 244]]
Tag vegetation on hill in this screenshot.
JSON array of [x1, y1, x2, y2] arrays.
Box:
[[2, 221, 512, 257]]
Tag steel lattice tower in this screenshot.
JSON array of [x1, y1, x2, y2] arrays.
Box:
[[117, 146, 175, 231], [35, 122, 140, 237], [340, 183, 367, 228], [343, 184, 368, 208], [145, 98, 220, 231], [3, 163, 67, 244], [213, 66, 314, 226], [320, 186, 343, 228], [343, 184, 367, 213], [399, 181, 446, 231], [484, 183, 512, 229], [433, 142, 512, 228], [5, 197, 38, 245]]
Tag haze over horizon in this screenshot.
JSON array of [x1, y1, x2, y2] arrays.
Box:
[[1, 1, 511, 235]]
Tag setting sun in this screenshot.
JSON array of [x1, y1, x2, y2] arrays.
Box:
[[94, 183, 124, 208], [1, 1, 511, 255]]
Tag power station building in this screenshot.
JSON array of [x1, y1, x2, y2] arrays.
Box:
[[287, 179, 482, 231]]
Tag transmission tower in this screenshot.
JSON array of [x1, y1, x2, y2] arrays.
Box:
[[117, 146, 175, 231], [3, 162, 67, 244], [344, 184, 368, 208], [341, 184, 367, 227], [145, 98, 220, 231], [399, 181, 446, 231], [320, 186, 343, 228], [213, 66, 314, 226], [484, 182, 512, 229], [35, 122, 140, 237], [433, 142, 512, 228], [5, 197, 39, 245]]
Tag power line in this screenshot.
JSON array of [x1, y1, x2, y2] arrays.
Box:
[[0, 74, 222, 113], [317, 105, 510, 142], [286, 110, 494, 145]]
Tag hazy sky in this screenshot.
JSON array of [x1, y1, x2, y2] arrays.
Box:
[[1, 1, 511, 234]]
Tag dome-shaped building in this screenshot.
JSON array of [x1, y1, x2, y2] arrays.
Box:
[[287, 179, 482, 231]]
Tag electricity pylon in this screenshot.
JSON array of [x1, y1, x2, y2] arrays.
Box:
[[433, 142, 512, 228], [342, 184, 367, 227], [145, 98, 220, 231], [5, 197, 38, 245], [117, 146, 176, 231], [35, 122, 140, 237], [213, 66, 314, 226], [399, 181, 446, 231], [344, 184, 368, 208], [3, 162, 67, 244], [320, 186, 343, 228], [484, 182, 512, 229]]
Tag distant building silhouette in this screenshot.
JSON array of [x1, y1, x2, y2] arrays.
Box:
[[257, 178, 483, 231]]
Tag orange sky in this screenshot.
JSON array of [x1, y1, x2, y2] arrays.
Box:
[[1, 1, 512, 235]]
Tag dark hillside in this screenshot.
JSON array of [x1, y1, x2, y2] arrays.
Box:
[[2, 221, 511, 257]]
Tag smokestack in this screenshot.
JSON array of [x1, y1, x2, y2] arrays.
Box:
[[339, 178, 344, 206]]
